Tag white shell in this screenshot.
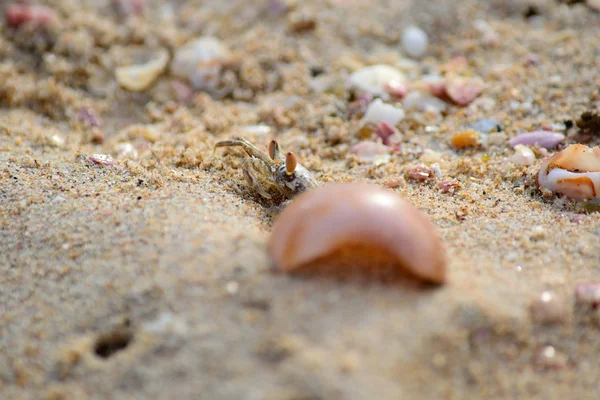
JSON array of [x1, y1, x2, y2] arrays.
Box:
[[361, 98, 405, 126], [349, 65, 406, 96], [171, 36, 231, 90], [115, 49, 169, 92], [402, 91, 447, 113], [537, 144, 600, 200]]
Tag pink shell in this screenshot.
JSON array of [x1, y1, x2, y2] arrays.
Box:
[[509, 131, 565, 149], [4, 4, 56, 29], [267, 183, 447, 284]]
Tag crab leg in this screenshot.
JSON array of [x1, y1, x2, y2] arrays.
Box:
[[214, 137, 273, 165]]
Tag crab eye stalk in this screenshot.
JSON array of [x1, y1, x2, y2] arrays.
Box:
[[269, 140, 280, 160], [285, 152, 297, 175]]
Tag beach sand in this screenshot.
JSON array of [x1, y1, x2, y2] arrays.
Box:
[[1, 0, 600, 398]]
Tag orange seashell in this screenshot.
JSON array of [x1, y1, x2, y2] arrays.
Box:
[[267, 183, 447, 284], [537, 144, 600, 200]]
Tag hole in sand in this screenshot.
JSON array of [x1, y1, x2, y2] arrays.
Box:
[[94, 329, 133, 359]]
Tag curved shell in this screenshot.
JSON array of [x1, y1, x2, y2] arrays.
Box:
[[115, 49, 169, 92], [537, 144, 600, 200], [267, 183, 447, 284]]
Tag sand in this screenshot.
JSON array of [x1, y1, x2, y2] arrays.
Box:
[[2, 0, 600, 399]]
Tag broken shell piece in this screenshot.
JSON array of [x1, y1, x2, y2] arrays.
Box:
[[537, 144, 600, 200], [510, 144, 536, 166], [349, 65, 406, 96], [445, 75, 484, 106], [402, 91, 447, 113], [407, 164, 435, 182], [89, 154, 115, 166], [171, 36, 232, 90], [349, 141, 391, 165], [115, 48, 169, 92], [361, 98, 405, 126], [268, 183, 447, 284]]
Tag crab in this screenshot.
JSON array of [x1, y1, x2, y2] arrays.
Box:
[[214, 136, 319, 207]]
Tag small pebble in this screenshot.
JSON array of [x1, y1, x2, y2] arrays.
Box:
[[171, 80, 194, 102], [113, 0, 145, 16], [349, 141, 391, 165], [510, 144, 536, 166], [466, 118, 503, 134], [445, 76, 485, 106], [534, 345, 567, 370], [287, 11, 317, 32], [77, 108, 102, 128], [574, 282, 600, 309], [420, 149, 442, 164], [384, 80, 408, 98], [171, 36, 232, 91], [114, 143, 138, 160], [529, 225, 546, 240], [4, 4, 57, 29], [450, 130, 480, 149], [50, 134, 65, 147], [375, 121, 398, 145], [529, 291, 567, 324], [226, 281, 239, 294], [89, 154, 115, 166], [267, 0, 289, 16], [383, 178, 402, 189], [437, 180, 460, 194], [472, 19, 499, 45], [401, 26, 428, 58], [406, 164, 434, 182]]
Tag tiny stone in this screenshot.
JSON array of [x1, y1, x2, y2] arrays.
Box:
[[466, 118, 503, 134], [451, 130, 480, 149], [510, 144, 536, 166], [530, 225, 546, 240], [114, 143, 138, 160], [288, 11, 317, 32], [534, 345, 567, 370], [432, 353, 446, 368], [407, 164, 434, 182], [401, 26, 428, 58], [420, 149, 442, 164], [574, 282, 600, 309], [89, 154, 115, 166], [383, 178, 403, 189], [529, 291, 567, 324], [437, 180, 460, 194], [226, 281, 239, 294]]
